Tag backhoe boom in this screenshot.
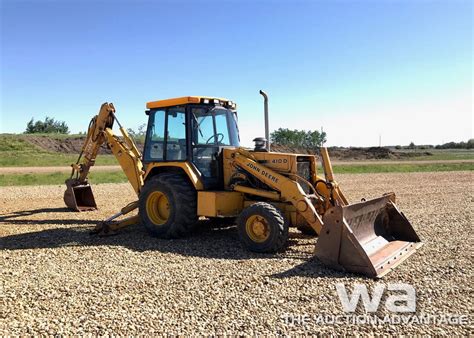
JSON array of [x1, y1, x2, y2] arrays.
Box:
[[64, 103, 144, 229]]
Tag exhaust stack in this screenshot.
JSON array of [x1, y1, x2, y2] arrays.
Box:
[[259, 90, 270, 151]]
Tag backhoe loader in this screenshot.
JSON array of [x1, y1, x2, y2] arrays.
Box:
[[64, 92, 422, 278]]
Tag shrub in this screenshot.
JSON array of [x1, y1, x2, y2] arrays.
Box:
[[25, 117, 69, 134]]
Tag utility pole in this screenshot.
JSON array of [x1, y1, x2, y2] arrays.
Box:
[[379, 134, 381, 148]]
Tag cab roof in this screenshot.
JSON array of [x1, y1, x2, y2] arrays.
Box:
[[146, 96, 235, 109]]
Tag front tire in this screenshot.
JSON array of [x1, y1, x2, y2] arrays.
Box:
[[139, 173, 197, 238], [237, 202, 289, 253]]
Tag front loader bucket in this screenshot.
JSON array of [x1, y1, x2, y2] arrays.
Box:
[[315, 194, 422, 278], [64, 179, 97, 211]]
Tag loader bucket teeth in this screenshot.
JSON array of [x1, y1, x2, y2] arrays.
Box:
[[64, 179, 97, 211], [315, 194, 422, 278]]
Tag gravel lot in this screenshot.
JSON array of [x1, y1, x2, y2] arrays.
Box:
[[1, 172, 472, 335]]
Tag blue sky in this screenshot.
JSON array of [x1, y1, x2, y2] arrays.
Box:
[[1, 0, 472, 146]]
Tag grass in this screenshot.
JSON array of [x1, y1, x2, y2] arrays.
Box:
[[18, 133, 85, 139], [1, 134, 472, 186], [0, 135, 36, 152], [393, 149, 474, 161], [0, 171, 127, 186], [331, 162, 473, 174], [0, 152, 118, 167], [0, 162, 472, 186]]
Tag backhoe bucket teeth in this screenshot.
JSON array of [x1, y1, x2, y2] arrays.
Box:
[[315, 194, 422, 278], [64, 179, 97, 211]]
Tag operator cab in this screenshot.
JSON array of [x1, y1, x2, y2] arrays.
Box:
[[143, 96, 240, 188]]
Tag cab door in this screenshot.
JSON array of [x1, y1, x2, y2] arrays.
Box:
[[144, 107, 187, 162], [190, 106, 235, 188]]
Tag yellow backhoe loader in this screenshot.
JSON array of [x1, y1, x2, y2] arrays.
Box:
[[64, 92, 422, 278]]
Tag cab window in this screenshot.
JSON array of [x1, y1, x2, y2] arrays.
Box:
[[166, 108, 186, 160], [145, 107, 187, 161], [147, 109, 165, 160]]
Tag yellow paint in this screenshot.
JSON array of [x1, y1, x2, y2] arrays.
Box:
[[233, 185, 280, 201], [222, 147, 312, 189], [320, 147, 349, 206], [104, 128, 144, 195], [245, 215, 270, 243], [146, 191, 170, 225], [197, 191, 243, 217], [146, 96, 234, 109], [320, 147, 334, 182], [106, 215, 141, 232], [232, 151, 324, 234], [144, 161, 204, 190]]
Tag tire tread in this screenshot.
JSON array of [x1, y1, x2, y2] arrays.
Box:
[[139, 173, 197, 239]]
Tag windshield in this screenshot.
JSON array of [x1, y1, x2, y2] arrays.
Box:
[[191, 106, 239, 146], [190, 106, 239, 180]]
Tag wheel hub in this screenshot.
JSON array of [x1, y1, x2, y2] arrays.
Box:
[[146, 191, 170, 225], [246, 215, 270, 243]]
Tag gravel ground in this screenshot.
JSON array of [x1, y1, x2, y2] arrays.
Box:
[[0, 172, 472, 335]]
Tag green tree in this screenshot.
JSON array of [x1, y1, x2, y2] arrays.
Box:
[[127, 123, 147, 141], [435, 140, 473, 149], [25, 117, 69, 134], [271, 128, 327, 148]]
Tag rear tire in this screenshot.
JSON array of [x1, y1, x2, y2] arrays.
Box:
[[139, 173, 197, 238], [237, 202, 289, 253]]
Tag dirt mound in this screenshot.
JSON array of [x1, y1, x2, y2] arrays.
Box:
[[23, 135, 93, 153], [21, 135, 430, 161], [22, 135, 144, 155], [271, 144, 431, 160], [328, 147, 399, 160], [270, 144, 318, 155]]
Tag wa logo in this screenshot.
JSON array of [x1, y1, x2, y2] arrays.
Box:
[[336, 283, 416, 313]]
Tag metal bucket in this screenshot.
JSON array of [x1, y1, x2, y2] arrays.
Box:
[[64, 179, 97, 211], [315, 193, 422, 278]]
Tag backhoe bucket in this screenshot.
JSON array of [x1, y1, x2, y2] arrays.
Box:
[[315, 194, 422, 278], [64, 179, 97, 211]]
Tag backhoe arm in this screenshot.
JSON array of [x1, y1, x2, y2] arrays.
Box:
[[64, 103, 144, 211], [103, 127, 143, 195], [73, 103, 115, 183]]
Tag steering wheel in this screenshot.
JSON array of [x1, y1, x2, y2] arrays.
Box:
[[205, 133, 224, 144]]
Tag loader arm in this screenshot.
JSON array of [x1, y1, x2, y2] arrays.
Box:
[[232, 148, 422, 278], [232, 150, 325, 234], [64, 103, 144, 211]]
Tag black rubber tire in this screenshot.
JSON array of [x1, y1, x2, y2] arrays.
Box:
[[237, 202, 289, 253], [297, 224, 318, 237], [139, 173, 197, 239]]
